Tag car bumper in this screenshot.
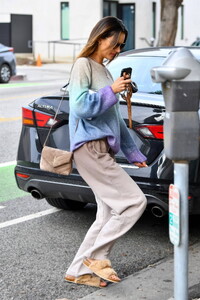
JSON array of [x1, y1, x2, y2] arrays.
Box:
[[14, 163, 200, 214], [15, 164, 96, 203], [14, 163, 169, 210]]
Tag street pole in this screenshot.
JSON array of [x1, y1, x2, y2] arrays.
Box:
[[174, 162, 189, 300]]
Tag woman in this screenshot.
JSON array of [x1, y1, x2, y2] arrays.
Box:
[[65, 16, 147, 288]]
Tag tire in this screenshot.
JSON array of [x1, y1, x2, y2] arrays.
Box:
[[0, 64, 11, 83], [45, 198, 87, 210]]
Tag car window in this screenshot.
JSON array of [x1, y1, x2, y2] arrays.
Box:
[[108, 56, 165, 94], [191, 40, 200, 47]]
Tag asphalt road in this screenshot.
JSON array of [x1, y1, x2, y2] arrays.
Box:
[[0, 65, 200, 300], [0, 64, 70, 163], [1, 195, 200, 300]]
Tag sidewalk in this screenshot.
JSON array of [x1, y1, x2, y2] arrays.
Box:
[[11, 62, 73, 82], [79, 242, 200, 300], [16, 62, 73, 73]]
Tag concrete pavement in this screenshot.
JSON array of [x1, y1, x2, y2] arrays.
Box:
[[15, 62, 73, 73], [79, 242, 200, 300], [11, 62, 73, 82]]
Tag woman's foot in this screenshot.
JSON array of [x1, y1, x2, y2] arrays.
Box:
[[83, 258, 121, 283], [65, 274, 107, 288]]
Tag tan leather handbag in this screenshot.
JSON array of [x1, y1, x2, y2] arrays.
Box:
[[40, 87, 74, 175], [40, 145, 73, 175]]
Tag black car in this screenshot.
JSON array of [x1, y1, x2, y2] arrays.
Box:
[[14, 47, 200, 218], [0, 43, 16, 83]]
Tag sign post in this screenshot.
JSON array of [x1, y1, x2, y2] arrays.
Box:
[[173, 163, 189, 300]]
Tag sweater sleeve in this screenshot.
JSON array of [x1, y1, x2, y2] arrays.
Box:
[[117, 104, 147, 163], [69, 58, 118, 119]]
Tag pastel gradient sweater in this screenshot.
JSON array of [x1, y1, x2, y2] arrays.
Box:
[[68, 57, 147, 163]]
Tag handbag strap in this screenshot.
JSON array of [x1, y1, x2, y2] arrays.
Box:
[[43, 58, 92, 147], [43, 87, 68, 147], [43, 85, 80, 148], [121, 85, 133, 129]]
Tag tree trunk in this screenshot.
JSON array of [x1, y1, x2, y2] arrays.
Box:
[[157, 0, 183, 46]]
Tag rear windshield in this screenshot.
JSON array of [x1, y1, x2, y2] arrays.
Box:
[[108, 56, 165, 94]]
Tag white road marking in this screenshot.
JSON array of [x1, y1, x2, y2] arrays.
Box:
[[0, 206, 5, 210], [0, 82, 59, 90], [0, 208, 60, 229], [0, 161, 16, 167]]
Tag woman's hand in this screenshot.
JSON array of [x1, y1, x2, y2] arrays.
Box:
[[111, 77, 132, 94], [133, 161, 148, 168]]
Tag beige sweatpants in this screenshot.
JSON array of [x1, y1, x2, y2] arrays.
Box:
[[66, 139, 147, 277]]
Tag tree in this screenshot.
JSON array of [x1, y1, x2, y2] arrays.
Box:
[[157, 0, 183, 46]]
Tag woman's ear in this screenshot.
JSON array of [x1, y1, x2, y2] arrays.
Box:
[[98, 38, 103, 46]]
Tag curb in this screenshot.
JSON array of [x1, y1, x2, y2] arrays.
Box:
[[78, 242, 200, 300]]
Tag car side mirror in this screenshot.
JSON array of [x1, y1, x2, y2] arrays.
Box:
[[60, 83, 69, 92]]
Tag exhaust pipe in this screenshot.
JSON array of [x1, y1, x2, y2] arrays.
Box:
[[151, 205, 166, 218], [30, 189, 44, 200]]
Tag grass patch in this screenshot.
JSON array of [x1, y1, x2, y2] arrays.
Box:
[[0, 165, 27, 202]]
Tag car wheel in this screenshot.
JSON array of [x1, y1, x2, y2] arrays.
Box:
[[45, 198, 87, 210], [0, 64, 11, 83]]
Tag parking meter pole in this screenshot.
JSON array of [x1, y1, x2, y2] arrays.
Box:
[[174, 162, 189, 300]]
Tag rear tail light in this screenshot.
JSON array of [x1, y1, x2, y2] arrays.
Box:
[[8, 48, 14, 52], [22, 107, 59, 128], [135, 125, 164, 140], [16, 172, 30, 179], [22, 108, 34, 125]]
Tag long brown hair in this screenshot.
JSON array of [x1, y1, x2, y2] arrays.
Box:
[[77, 16, 128, 62]]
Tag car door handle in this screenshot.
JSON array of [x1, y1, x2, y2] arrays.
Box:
[[119, 163, 139, 169]]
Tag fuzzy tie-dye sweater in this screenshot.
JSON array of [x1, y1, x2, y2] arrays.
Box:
[[68, 57, 146, 163]]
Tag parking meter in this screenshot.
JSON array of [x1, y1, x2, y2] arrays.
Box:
[[151, 47, 200, 161], [151, 47, 200, 300]]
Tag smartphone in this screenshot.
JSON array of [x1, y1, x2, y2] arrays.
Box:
[[120, 67, 132, 78]]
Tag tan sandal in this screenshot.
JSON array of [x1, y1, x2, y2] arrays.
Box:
[[64, 274, 107, 288], [83, 258, 121, 283]]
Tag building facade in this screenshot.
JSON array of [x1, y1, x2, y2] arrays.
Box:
[[0, 0, 199, 62]]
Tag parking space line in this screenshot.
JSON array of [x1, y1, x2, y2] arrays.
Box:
[[0, 82, 56, 89], [0, 92, 53, 102], [0, 208, 60, 229], [0, 161, 16, 167], [0, 117, 21, 123], [0, 206, 5, 209]]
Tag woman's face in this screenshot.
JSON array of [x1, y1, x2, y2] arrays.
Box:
[[97, 32, 126, 61]]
